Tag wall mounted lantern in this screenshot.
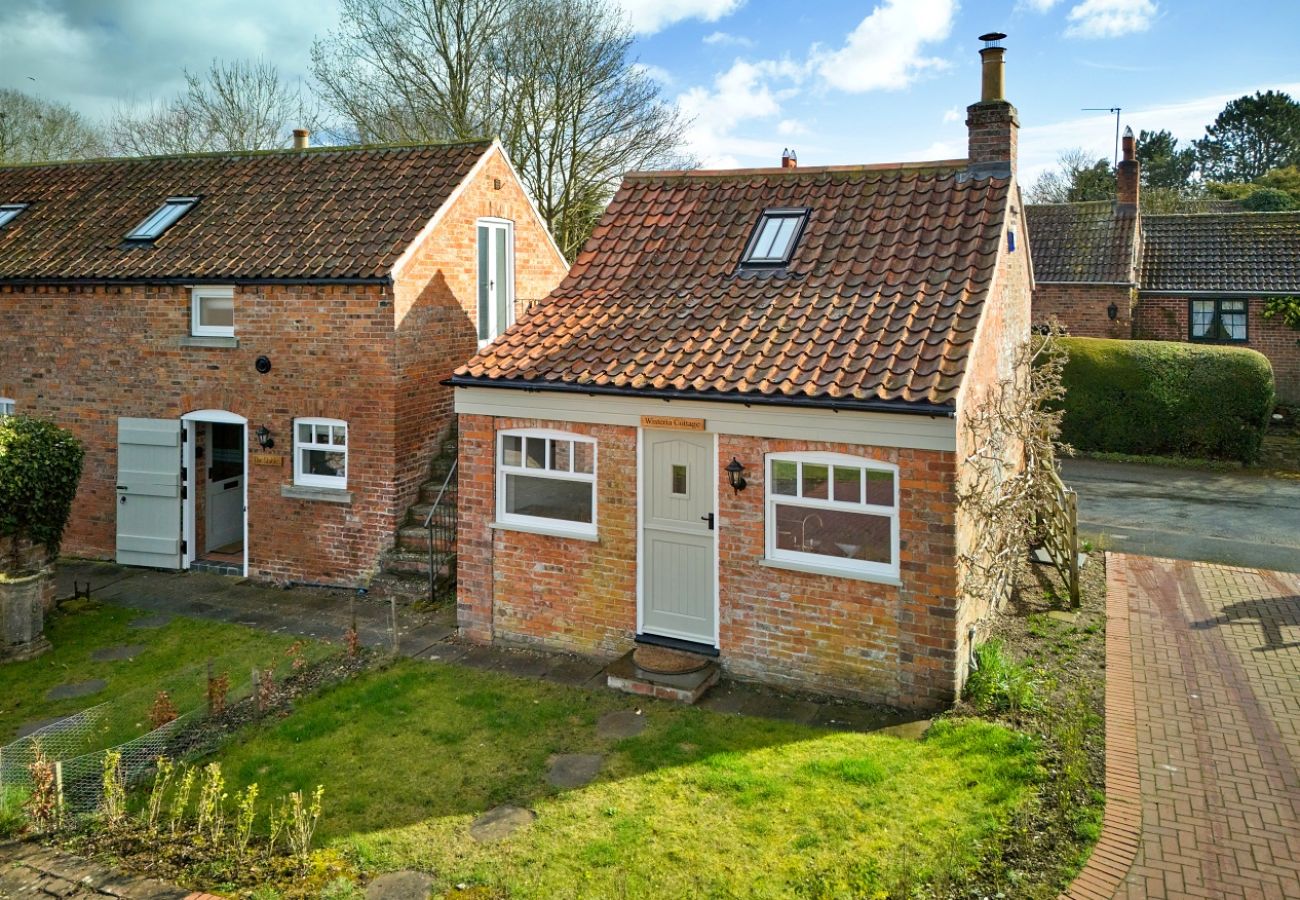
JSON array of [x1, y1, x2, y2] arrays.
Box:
[[255, 426, 275, 450], [1107, 301, 1119, 321], [725, 457, 747, 494]]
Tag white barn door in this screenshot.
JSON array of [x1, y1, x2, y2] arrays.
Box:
[[116, 418, 183, 569]]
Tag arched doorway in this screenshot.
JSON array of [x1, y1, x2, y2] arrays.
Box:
[[180, 409, 248, 577]]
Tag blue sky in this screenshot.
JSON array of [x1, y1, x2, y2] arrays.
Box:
[[4, 0, 1298, 183]]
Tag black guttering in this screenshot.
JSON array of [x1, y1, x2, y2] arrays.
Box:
[[446, 375, 958, 418], [0, 276, 394, 287]]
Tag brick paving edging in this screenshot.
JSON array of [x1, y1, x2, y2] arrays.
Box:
[[1061, 553, 1143, 900]]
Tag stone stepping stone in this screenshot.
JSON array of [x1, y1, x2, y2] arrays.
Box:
[[91, 644, 145, 662], [16, 717, 64, 738], [597, 710, 646, 740], [365, 871, 435, 900], [469, 805, 536, 843], [129, 614, 172, 629], [547, 753, 603, 789], [45, 679, 107, 701]]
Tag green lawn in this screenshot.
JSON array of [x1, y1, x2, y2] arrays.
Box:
[[215, 660, 1042, 898], [0, 602, 321, 751]]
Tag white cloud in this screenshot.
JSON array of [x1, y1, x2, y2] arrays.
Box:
[[631, 63, 676, 87], [942, 106, 962, 123], [676, 58, 805, 167], [777, 119, 809, 136], [1019, 0, 1063, 10], [812, 0, 956, 93], [703, 30, 755, 47], [1065, 0, 1157, 39], [618, 0, 745, 36]]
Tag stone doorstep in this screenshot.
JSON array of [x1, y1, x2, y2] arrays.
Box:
[[604, 649, 721, 704]]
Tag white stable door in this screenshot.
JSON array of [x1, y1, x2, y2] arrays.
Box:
[[639, 430, 717, 647], [116, 418, 183, 569]]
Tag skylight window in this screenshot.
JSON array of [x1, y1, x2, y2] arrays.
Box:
[[742, 208, 808, 266], [0, 204, 29, 228], [126, 197, 198, 241]]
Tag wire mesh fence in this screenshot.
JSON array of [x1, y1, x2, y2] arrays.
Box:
[[0, 647, 316, 817]]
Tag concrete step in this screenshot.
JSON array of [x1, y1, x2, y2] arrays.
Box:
[[419, 479, 457, 505], [382, 549, 455, 578], [397, 524, 455, 552]]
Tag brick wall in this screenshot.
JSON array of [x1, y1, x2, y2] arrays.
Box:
[[457, 412, 963, 709], [392, 149, 569, 513], [0, 282, 399, 584], [953, 188, 1034, 693], [1033, 283, 1133, 339], [1133, 295, 1299, 403]]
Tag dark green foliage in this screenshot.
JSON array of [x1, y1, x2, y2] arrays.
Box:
[[1065, 158, 1116, 202], [1137, 129, 1197, 191], [1196, 90, 1300, 182], [1261, 296, 1300, 331], [0, 416, 85, 562], [1241, 187, 1297, 211], [1054, 337, 1274, 463]]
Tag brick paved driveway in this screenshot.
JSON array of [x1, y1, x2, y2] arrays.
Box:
[[1087, 555, 1300, 899]]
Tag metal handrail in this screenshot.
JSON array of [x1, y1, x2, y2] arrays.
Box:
[[424, 458, 458, 604]]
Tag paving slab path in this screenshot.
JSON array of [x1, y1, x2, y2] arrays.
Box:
[[1066, 554, 1300, 900]]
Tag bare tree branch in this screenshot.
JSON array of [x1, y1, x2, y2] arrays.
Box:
[[0, 89, 104, 164]]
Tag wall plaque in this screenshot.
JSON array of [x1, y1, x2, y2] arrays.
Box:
[[251, 453, 283, 467], [640, 415, 706, 432]]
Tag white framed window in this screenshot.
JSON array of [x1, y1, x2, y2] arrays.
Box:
[[0, 398, 14, 417], [477, 218, 515, 345], [496, 429, 596, 537], [191, 286, 235, 337], [294, 418, 348, 489], [127, 196, 197, 241], [0, 204, 29, 229], [766, 452, 899, 579]]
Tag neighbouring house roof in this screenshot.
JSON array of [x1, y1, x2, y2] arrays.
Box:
[[1024, 201, 1138, 284], [0, 140, 493, 283], [454, 162, 1013, 411], [1141, 211, 1300, 293]]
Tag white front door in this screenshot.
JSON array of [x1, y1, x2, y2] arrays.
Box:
[[204, 422, 244, 551], [115, 418, 183, 569], [639, 430, 716, 647]]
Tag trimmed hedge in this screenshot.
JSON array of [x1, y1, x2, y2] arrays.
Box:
[[1055, 337, 1275, 463], [0, 416, 85, 559]]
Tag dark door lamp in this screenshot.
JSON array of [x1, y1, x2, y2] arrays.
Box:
[[255, 426, 275, 450], [1107, 301, 1119, 321], [725, 457, 747, 494]]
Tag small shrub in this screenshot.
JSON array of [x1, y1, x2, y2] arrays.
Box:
[[195, 762, 227, 843], [145, 756, 176, 832], [0, 416, 85, 567], [287, 640, 306, 671], [169, 765, 197, 836], [150, 690, 179, 729], [281, 785, 325, 872], [965, 641, 1039, 715], [345, 625, 361, 658], [233, 783, 260, 859], [1054, 337, 1274, 462], [100, 750, 127, 827], [207, 670, 231, 717], [24, 746, 61, 833]]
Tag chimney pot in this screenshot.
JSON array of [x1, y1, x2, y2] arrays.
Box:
[[966, 33, 1018, 178], [292, 128, 310, 150], [1117, 126, 1140, 209], [781, 148, 797, 169]]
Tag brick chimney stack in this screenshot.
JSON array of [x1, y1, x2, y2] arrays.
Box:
[[293, 128, 310, 150], [966, 32, 1019, 179], [1116, 126, 1140, 211], [781, 148, 797, 169]]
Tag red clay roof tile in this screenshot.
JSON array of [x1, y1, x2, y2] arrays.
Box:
[[456, 162, 1010, 408]]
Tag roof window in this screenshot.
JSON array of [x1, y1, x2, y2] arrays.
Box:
[[0, 204, 29, 228], [741, 208, 808, 266], [127, 197, 198, 241]]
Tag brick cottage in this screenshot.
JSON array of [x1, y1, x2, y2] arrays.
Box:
[[1028, 129, 1300, 402], [0, 138, 568, 583], [449, 36, 1034, 709]]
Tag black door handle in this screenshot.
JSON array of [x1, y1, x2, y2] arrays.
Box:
[[700, 513, 715, 530]]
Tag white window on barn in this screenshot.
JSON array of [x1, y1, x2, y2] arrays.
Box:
[[294, 418, 348, 489], [496, 429, 596, 538], [190, 286, 235, 337], [0, 204, 29, 228], [477, 218, 514, 345], [766, 452, 899, 579], [0, 398, 14, 417]]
